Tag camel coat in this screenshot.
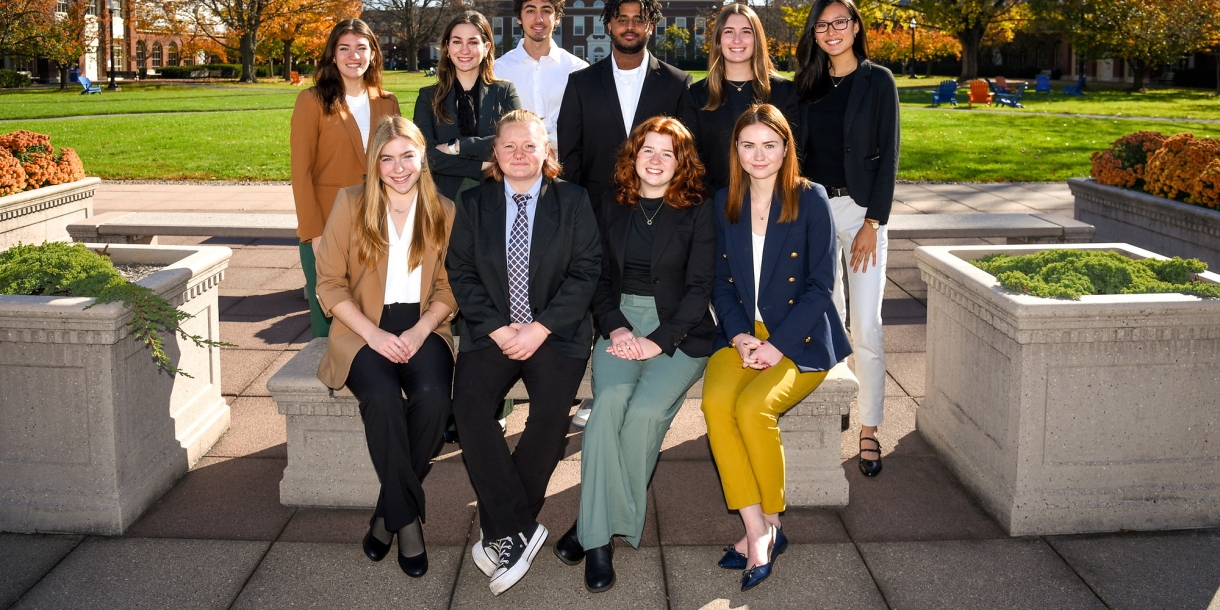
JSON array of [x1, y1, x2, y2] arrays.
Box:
[[290, 87, 402, 241], [314, 185, 458, 389]]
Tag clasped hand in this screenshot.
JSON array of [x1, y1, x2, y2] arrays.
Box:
[[368, 323, 430, 364], [490, 322, 550, 360], [732, 333, 783, 370], [606, 327, 662, 360]]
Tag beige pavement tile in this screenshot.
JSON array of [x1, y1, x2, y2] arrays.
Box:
[[208, 397, 286, 459], [841, 396, 932, 459], [901, 200, 978, 214], [220, 313, 310, 350], [222, 289, 308, 318], [243, 350, 299, 397], [886, 352, 925, 398], [881, 322, 926, 354], [220, 349, 281, 395], [660, 398, 711, 461]]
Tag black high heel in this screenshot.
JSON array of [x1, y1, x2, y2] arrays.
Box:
[[859, 437, 883, 477], [363, 515, 391, 562]]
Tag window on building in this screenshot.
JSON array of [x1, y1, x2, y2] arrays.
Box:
[[695, 17, 705, 37], [136, 41, 146, 67], [655, 17, 665, 36], [512, 20, 521, 38], [85, 0, 96, 15], [573, 16, 584, 36], [593, 20, 604, 36], [55, 0, 68, 13], [553, 31, 561, 46], [494, 17, 503, 37], [573, 0, 583, 6], [168, 42, 179, 66], [151, 42, 163, 68], [111, 41, 125, 71], [574, 45, 585, 59], [675, 17, 686, 29], [593, 0, 603, 6]]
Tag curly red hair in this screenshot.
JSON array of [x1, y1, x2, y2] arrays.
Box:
[[613, 116, 705, 210]]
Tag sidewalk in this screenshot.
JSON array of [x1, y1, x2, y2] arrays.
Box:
[[4, 182, 1218, 609]]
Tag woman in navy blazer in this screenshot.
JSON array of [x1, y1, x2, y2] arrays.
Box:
[[703, 104, 850, 592]]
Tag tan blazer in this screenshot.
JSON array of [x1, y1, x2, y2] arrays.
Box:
[[314, 185, 458, 389], [290, 87, 402, 241]]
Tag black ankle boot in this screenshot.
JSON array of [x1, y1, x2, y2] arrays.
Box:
[[553, 521, 585, 565], [584, 544, 615, 593]]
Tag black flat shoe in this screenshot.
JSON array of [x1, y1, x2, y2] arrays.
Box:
[[443, 414, 459, 444], [398, 550, 428, 578], [859, 437, 883, 477], [553, 521, 585, 565], [363, 517, 391, 562], [717, 546, 747, 570], [584, 544, 615, 593]]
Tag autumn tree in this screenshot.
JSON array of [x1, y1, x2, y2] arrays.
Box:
[[368, 0, 452, 72], [654, 23, 690, 64], [38, 0, 90, 89], [910, 0, 1023, 81], [0, 0, 56, 59], [263, 0, 360, 81], [1030, 0, 1220, 91]]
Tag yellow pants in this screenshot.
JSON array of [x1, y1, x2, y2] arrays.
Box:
[[701, 322, 829, 514]]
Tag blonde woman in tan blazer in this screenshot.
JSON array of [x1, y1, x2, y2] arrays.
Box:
[[292, 18, 402, 338], [315, 115, 457, 579]]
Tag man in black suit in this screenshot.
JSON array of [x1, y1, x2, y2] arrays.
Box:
[[556, 0, 693, 427], [446, 110, 602, 596], [557, 0, 693, 211]]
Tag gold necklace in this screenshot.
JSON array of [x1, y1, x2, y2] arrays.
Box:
[[726, 79, 748, 93], [830, 74, 846, 88], [640, 201, 662, 225]]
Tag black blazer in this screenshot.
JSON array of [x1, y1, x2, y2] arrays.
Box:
[[710, 182, 851, 372], [798, 59, 900, 224], [557, 54, 694, 209], [414, 80, 522, 200], [592, 191, 716, 358], [684, 75, 799, 194], [445, 177, 602, 360]]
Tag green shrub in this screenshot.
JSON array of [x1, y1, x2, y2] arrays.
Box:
[[0, 242, 231, 376], [0, 69, 32, 88], [971, 250, 1220, 300]]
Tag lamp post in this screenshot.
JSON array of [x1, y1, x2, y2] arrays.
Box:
[[106, 0, 121, 90], [909, 17, 918, 79]]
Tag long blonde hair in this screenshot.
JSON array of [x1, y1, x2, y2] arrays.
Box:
[[432, 11, 498, 124], [703, 4, 777, 111], [354, 116, 449, 269], [726, 104, 804, 225]]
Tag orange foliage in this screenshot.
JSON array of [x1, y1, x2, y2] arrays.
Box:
[[1089, 131, 1167, 189], [0, 130, 87, 193], [866, 25, 962, 64], [0, 149, 27, 197], [1144, 133, 1220, 205]]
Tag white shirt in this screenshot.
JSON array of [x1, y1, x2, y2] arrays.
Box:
[[612, 51, 650, 136], [495, 39, 588, 147], [504, 176, 543, 261], [384, 197, 422, 305], [346, 90, 371, 149], [752, 232, 765, 322]]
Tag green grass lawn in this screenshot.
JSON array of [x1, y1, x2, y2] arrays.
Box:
[[3, 70, 1218, 181]]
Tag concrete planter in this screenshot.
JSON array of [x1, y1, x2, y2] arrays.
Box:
[[1070, 177, 1220, 270], [0, 243, 231, 535], [915, 243, 1220, 536], [0, 177, 100, 250]]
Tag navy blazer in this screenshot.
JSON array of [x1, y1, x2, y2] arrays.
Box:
[[445, 177, 602, 361], [710, 182, 851, 371]]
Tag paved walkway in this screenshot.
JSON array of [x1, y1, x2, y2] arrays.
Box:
[[4, 183, 1220, 609]]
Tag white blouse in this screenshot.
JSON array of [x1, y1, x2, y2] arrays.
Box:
[[346, 90, 371, 149], [384, 198, 423, 305], [752, 232, 765, 322]]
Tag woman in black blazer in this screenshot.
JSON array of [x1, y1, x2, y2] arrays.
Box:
[[794, 0, 899, 478], [552, 116, 715, 593], [704, 104, 851, 591], [415, 10, 522, 202], [684, 3, 798, 194]]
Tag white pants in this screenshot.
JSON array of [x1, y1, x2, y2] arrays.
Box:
[[829, 196, 888, 428]]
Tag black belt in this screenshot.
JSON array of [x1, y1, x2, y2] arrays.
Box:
[[826, 186, 850, 199]]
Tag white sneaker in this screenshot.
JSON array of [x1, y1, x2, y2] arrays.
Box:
[[572, 400, 593, 428], [472, 535, 500, 577], [489, 523, 549, 596], [498, 417, 508, 434]]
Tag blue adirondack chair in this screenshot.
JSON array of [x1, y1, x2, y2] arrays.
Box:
[[994, 82, 1028, 108], [984, 78, 1005, 96], [1035, 74, 1052, 93], [78, 75, 101, 94], [1063, 75, 1086, 96], [929, 80, 958, 107]]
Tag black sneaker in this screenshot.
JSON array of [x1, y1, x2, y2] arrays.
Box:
[[489, 523, 549, 595]]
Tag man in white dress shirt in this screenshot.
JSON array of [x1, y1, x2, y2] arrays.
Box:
[[495, 0, 588, 148]]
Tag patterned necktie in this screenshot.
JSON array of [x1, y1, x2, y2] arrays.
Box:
[[508, 192, 533, 324]]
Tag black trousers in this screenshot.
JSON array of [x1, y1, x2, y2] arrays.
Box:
[[345, 302, 453, 532], [452, 342, 587, 540]]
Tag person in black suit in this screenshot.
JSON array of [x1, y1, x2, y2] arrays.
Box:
[[557, 0, 694, 214], [446, 109, 602, 596], [415, 11, 522, 202], [551, 116, 714, 593], [557, 0, 694, 429], [684, 3, 798, 194]]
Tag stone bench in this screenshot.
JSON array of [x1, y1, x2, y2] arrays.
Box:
[[888, 213, 1094, 243], [68, 211, 299, 244], [268, 337, 859, 509]]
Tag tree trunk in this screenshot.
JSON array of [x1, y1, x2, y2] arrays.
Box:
[[926, 60, 933, 77], [282, 38, 294, 82], [957, 27, 985, 81], [59, 65, 69, 91], [239, 32, 258, 83], [407, 46, 419, 72], [1130, 58, 1146, 91], [1214, 52, 1219, 96]]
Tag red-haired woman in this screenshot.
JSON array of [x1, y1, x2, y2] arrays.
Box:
[[704, 104, 850, 591], [552, 116, 716, 593]]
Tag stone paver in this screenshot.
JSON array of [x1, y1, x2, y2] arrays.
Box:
[[0, 534, 82, 608]]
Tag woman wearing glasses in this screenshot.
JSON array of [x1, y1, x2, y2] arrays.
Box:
[[794, 0, 899, 478]]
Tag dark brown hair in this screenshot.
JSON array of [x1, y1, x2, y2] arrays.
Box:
[[725, 104, 804, 224], [513, 0, 564, 20], [313, 19, 384, 115], [613, 116, 705, 210], [433, 11, 498, 124]]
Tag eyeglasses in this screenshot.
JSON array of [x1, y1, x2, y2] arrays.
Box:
[[813, 17, 853, 34]]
